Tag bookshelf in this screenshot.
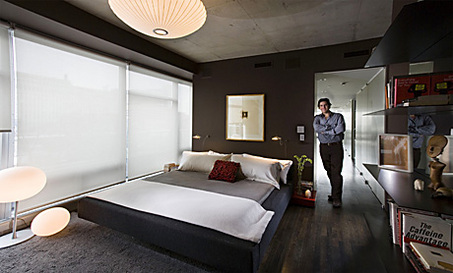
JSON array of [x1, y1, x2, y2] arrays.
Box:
[[364, 164, 453, 216], [364, 105, 453, 116]]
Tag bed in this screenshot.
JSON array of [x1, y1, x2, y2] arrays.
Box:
[[78, 152, 293, 273]]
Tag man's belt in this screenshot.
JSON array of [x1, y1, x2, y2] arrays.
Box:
[[320, 141, 342, 146]]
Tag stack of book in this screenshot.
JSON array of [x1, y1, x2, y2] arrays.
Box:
[[389, 72, 453, 108], [389, 202, 452, 252], [406, 242, 453, 273], [389, 202, 453, 272]]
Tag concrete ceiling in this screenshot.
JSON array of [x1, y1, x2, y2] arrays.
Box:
[[65, 0, 394, 63]]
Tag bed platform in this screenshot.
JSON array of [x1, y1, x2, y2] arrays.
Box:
[[78, 153, 293, 273]]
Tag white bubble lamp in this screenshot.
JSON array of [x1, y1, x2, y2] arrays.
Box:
[[108, 0, 207, 39], [31, 207, 70, 237], [0, 166, 46, 248]]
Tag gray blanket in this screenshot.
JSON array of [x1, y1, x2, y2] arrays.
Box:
[[144, 170, 275, 204]]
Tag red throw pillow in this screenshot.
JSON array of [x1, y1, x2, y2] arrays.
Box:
[[209, 160, 240, 183]]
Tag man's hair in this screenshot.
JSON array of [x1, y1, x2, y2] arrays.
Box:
[[318, 98, 332, 107]]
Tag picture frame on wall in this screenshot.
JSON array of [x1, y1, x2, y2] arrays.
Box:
[[226, 94, 265, 142]]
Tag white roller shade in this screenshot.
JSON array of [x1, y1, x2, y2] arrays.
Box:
[[14, 30, 127, 211], [0, 25, 11, 132], [128, 65, 192, 179]]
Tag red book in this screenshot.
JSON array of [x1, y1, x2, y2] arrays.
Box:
[[431, 72, 453, 95], [394, 75, 431, 107]]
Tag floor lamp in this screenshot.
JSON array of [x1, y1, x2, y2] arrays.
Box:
[[0, 166, 46, 248]]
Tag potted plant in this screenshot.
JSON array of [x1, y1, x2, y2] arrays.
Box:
[[293, 154, 313, 195]]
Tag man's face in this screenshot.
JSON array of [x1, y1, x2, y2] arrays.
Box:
[[318, 101, 330, 114]]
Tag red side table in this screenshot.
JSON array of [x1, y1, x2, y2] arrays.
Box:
[[291, 190, 316, 207]]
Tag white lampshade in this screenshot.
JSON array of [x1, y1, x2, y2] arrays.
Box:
[[108, 0, 207, 39], [31, 207, 70, 237], [0, 166, 46, 203]]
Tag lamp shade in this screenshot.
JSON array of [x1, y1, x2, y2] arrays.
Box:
[[0, 166, 46, 203], [108, 0, 207, 39], [31, 207, 70, 237]]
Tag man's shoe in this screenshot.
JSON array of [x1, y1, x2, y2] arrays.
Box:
[[328, 195, 333, 202], [333, 200, 342, 208]]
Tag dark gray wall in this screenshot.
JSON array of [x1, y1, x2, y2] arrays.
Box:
[[192, 38, 381, 179]]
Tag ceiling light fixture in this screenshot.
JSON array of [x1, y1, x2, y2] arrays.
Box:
[[108, 0, 207, 39]]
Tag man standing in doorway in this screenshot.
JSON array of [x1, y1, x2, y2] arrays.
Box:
[[313, 98, 346, 208]]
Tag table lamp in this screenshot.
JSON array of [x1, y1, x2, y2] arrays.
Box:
[[0, 166, 46, 248]]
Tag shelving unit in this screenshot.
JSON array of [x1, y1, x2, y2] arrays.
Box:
[[363, 103, 452, 209], [364, 164, 453, 216], [364, 104, 453, 116]]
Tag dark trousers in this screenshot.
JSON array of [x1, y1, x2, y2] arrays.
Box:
[[320, 143, 344, 201]]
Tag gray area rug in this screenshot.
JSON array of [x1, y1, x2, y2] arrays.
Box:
[[0, 212, 216, 273]]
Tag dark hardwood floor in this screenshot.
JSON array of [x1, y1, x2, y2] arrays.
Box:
[[258, 153, 416, 273]]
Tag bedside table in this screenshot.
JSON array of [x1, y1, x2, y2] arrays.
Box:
[[291, 190, 316, 207]]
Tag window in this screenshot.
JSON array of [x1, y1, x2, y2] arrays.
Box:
[[0, 24, 11, 219], [14, 30, 127, 211], [128, 66, 192, 179], [0, 28, 192, 216], [0, 24, 11, 132]]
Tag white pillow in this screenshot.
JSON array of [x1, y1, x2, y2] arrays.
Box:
[[179, 151, 231, 173], [208, 150, 230, 156], [243, 154, 293, 184], [231, 154, 281, 189]]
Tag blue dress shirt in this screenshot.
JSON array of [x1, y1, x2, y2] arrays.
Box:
[[313, 112, 346, 144], [408, 115, 436, 149]]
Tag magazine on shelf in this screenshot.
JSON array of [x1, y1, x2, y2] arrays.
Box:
[[392, 204, 438, 247], [406, 244, 429, 273], [441, 215, 453, 253], [389, 201, 399, 245], [402, 213, 451, 254], [410, 242, 453, 273]]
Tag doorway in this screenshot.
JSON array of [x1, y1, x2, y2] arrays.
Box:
[[313, 67, 386, 187]]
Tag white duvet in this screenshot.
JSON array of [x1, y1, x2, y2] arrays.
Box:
[[89, 180, 274, 243]]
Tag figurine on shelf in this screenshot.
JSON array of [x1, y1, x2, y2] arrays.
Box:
[[426, 135, 448, 190], [432, 187, 453, 199], [414, 179, 424, 191]]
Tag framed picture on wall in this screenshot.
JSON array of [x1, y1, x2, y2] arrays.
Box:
[[378, 134, 413, 173], [226, 94, 265, 141]]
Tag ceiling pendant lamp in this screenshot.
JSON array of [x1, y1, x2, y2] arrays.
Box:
[[108, 0, 207, 39]]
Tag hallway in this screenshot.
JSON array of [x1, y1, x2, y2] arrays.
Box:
[[258, 149, 415, 272]]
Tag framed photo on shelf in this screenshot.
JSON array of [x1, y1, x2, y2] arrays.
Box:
[[378, 134, 413, 173]]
